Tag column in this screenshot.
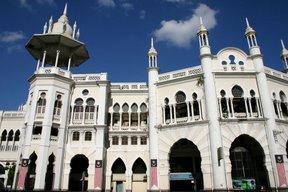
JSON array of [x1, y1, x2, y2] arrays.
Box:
[[226, 98, 231, 118], [169, 105, 173, 124], [190, 101, 195, 121], [70, 105, 74, 125], [173, 104, 176, 124], [256, 98, 261, 117], [218, 98, 223, 118], [248, 98, 253, 117], [41, 50, 47, 68], [54, 50, 60, 68], [82, 105, 86, 124], [230, 98, 235, 118], [186, 102, 190, 121], [198, 99, 202, 120], [244, 97, 249, 118]]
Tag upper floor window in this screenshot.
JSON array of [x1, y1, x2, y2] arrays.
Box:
[[280, 91, 288, 117], [140, 136, 147, 145], [175, 91, 186, 103], [122, 136, 128, 145], [74, 98, 84, 120], [72, 131, 80, 141], [112, 136, 119, 145], [84, 131, 92, 141], [232, 85, 245, 114], [37, 92, 46, 114], [131, 136, 138, 145], [54, 95, 62, 116], [85, 98, 95, 120]]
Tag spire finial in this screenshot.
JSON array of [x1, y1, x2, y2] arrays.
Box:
[[281, 39, 286, 49], [43, 22, 47, 34], [245, 17, 250, 27], [73, 21, 77, 39], [151, 38, 154, 48], [63, 3, 67, 16], [200, 16, 203, 25], [76, 29, 80, 40]]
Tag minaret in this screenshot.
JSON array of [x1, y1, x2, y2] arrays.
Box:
[[16, 4, 89, 191], [147, 38, 160, 190], [245, 18, 284, 187], [280, 40, 288, 73], [198, 17, 227, 189]]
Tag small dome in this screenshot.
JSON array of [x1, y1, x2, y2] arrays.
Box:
[[51, 15, 73, 37]]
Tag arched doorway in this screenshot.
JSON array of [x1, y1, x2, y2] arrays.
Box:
[[230, 134, 269, 190], [68, 154, 89, 191], [111, 158, 126, 192], [45, 153, 55, 190], [132, 158, 147, 192], [25, 152, 37, 190], [169, 139, 203, 191]]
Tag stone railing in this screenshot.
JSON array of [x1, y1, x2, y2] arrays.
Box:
[[111, 83, 148, 90], [72, 73, 107, 82], [3, 111, 25, 118], [158, 66, 203, 82], [264, 67, 288, 81], [37, 67, 71, 78]]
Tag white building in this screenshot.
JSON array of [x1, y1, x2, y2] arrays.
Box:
[[1, 4, 288, 192]]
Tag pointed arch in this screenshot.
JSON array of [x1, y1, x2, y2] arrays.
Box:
[[111, 158, 126, 174], [69, 154, 89, 191], [140, 103, 148, 127], [112, 103, 120, 127], [132, 158, 147, 174], [122, 103, 129, 127], [45, 153, 55, 190], [25, 152, 38, 190]]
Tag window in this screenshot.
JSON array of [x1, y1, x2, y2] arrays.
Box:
[[121, 136, 128, 145], [82, 89, 89, 96], [113, 103, 120, 126], [112, 136, 119, 145], [140, 103, 148, 126], [33, 126, 42, 135], [84, 132, 92, 141], [74, 98, 84, 120], [50, 127, 58, 137], [85, 98, 95, 120], [175, 91, 186, 103], [37, 92, 46, 114], [280, 91, 288, 117], [14, 130, 20, 141], [72, 131, 80, 141], [131, 104, 138, 126], [122, 103, 129, 126], [131, 136, 138, 145], [53, 95, 62, 116], [140, 136, 147, 145], [232, 85, 245, 114]]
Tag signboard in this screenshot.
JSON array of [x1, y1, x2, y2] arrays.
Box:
[[232, 179, 256, 190], [169, 172, 193, 181]]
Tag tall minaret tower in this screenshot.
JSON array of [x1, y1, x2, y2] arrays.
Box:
[[280, 40, 288, 73], [198, 17, 227, 189], [245, 18, 285, 187], [147, 38, 160, 190], [16, 4, 89, 191]]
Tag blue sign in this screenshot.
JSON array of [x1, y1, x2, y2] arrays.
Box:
[[169, 172, 193, 181]]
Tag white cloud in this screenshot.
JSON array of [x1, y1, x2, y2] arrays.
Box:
[[7, 44, 24, 53], [153, 3, 217, 48], [121, 2, 134, 10], [20, 0, 55, 9], [0, 31, 25, 43], [139, 10, 146, 20], [97, 0, 116, 7]]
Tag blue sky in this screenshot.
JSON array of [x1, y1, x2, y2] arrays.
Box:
[[0, 0, 288, 110]]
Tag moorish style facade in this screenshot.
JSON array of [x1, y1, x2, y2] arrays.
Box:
[[1, 4, 288, 192]]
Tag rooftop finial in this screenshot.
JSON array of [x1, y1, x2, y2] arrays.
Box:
[[200, 16, 203, 25], [151, 37, 154, 48], [245, 17, 250, 27], [43, 22, 47, 34], [73, 21, 77, 39], [76, 29, 80, 40], [63, 3, 67, 16], [281, 39, 286, 49]]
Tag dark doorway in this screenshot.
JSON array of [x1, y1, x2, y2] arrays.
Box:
[[25, 152, 37, 190], [45, 153, 55, 190], [169, 139, 203, 191], [230, 134, 270, 190], [68, 154, 89, 191]]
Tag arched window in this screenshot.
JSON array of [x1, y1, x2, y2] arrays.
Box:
[[250, 89, 258, 113], [14, 130, 20, 141], [53, 95, 62, 116], [84, 132, 92, 141], [280, 91, 288, 117], [131, 103, 138, 127], [273, 92, 279, 116], [0, 130, 7, 151], [72, 131, 80, 141], [140, 103, 148, 126], [220, 90, 228, 117], [112, 103, 120, 127], [192, 92, 199, 116], [7, 130, 14, 150], [175, 91, 187, 121], [74, 98, 84, 120], [122, 103, 129, 127], [8, 130, 14, 141], [37, 92, 46, 114], [232, 85, 246, 115], [164, 98, 171, 123], [85, 98, 95, 120]]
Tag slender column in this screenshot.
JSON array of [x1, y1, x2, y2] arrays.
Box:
[[198, 99, 202, 120], [70, 105, 74, 125], [226, 98, 231, 118], [36, 59, 40, 71], [218, 98, 223, 118], [67, 56, 72, 71], [169, 105, 173, 124], [119, 112, 122, 129], [93, 105, 97, 124], [190, 101, 195, 121], [248, 98, 253, 117], [41, 50, 47, 67], [244, 97, 249, 118], [82, 105, 86, 125], [54, 50, 60, 68], [230, 98, 235, 118], [186, 102, 191, 121], [276, 101, 281, 119], [173, 104, 177, 123], [278, 102, 283, 119], [138, 112, 140, 130], [162, 106, 166, 124], [110, 112, 113, 129], [128, 112, 131, 129], [256, 98, 261, 117]]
